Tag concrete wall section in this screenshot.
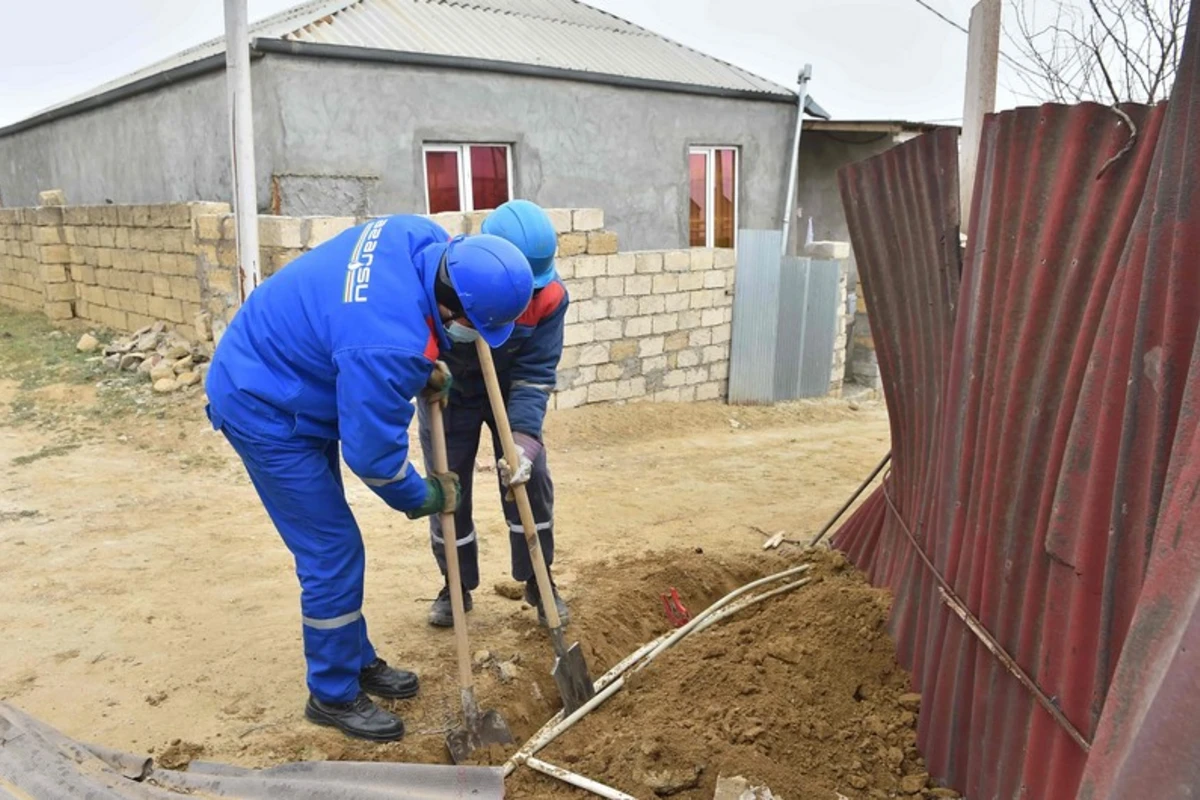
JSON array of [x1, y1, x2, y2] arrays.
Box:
[[792, 130, 900, 257], [1, 57, 791, 250], [0, 63, 279, 210], [263, 56, 795, 250]]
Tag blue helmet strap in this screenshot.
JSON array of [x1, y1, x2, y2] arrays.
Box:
[[434, 251, 464, 318]]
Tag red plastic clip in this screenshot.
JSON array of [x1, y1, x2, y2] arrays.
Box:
[[661, 587, 690, 628]]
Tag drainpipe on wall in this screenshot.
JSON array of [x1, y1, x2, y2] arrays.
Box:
[[779, 64, 812, 257], [224, 0, 261, 300]]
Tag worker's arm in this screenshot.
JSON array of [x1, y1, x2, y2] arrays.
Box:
[[332, 346, 436, 512], [505, 283, 568, 440]]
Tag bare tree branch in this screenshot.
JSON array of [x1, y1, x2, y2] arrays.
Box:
[[1004, 0, 1187, 105]]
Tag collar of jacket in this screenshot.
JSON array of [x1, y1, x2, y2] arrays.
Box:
[[413, 241, 454, 354]]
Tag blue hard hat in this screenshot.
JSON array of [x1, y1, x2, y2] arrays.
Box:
[[444, 234, 534, 348], [481, 199, 558, 289]]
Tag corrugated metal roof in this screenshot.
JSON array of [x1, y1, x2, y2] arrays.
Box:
[[832, 3, 1200, 795], [36, 0, 791, 119]]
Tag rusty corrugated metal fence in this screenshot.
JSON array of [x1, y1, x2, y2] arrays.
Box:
[[832, 3, 1200, 798]]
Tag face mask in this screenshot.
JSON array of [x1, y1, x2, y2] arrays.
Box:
[[446, 321, 479, 344]]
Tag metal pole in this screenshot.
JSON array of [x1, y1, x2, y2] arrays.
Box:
[[779, 63, 812, 256], [224, 0, 261, 300]]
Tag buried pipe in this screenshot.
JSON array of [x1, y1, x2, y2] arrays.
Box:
[[509, 678, 627, 772], [634, 563, 812, 672], [526, 757, 638, 800], [504, 630, 675, 776], [689, 577, 812, 635], [505, 566, 816, 775]]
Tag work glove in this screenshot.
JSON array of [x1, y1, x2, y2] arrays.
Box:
[[498, 432, 543, 499], [421, 360, 453, 408], [405, 471, 461, 519]]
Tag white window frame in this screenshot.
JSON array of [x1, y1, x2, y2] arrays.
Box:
[[422, 143, 514, 213], [688, 145, 740, 249]]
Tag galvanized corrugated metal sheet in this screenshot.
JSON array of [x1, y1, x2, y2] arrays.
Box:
[[772, 255, 811, 400], [728, 229, 784, 404], [797, 258, 839, 398], [39, 0, 790, 118], [283, 0, 789, 94], [832, 5, 1200, 797]]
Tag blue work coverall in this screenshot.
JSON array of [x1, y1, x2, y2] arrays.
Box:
[[417, 279, 568, 588], [205, 215, 451, 704]]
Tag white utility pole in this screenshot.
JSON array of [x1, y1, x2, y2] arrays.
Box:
[[959, 0, 1002, 232], [780, 64, 813, 256], [224, 0, 261, 300]]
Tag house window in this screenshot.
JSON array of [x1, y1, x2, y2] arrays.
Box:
[[688, 147, 738, 248], [423, 144, 513, 214]]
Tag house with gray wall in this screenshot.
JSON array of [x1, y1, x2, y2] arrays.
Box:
[[0, 0, 831, 252]]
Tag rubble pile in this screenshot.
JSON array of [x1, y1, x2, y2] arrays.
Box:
[[77, 319, 212, 394]]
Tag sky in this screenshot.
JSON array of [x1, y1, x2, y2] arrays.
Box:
[[1, 0, 1032, 128]]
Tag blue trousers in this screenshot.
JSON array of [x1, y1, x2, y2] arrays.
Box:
[[219, 422, 376, 704], [416, 397, 555, 590]]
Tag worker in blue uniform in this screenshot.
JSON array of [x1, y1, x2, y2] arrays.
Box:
[[418, 200, 571, 628], [204, 215, 534, 742]]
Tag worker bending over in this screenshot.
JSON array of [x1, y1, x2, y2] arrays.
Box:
[[205, 215, 533, 742], [419, 200, 570, 628]]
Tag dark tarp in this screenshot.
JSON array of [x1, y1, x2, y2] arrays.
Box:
[[0, 702, 503, 799]]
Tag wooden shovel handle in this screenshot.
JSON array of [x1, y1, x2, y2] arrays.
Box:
[[474, 338, 563, 630], [427, 400, 476, 693]]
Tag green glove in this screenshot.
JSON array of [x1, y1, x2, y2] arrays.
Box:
[[421, 360, 453, 407], [405, 471, 461, 519]]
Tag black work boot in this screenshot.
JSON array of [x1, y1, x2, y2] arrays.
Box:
[[359, 658, 419, 700], [304, 692, 405, 742], [524, 578, 570, 626], [428, 584, 473, 628]]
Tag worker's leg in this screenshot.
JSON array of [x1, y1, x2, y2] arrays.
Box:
[[417, 398, 485, 627], [221, 427, 372, 704], [321, 439, 379, 671], [485, 418, 569, 624]]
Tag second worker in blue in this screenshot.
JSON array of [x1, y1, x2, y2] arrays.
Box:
[[418, 200, 571, 629]]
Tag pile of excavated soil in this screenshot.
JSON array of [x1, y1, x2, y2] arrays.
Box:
[[249, 549, 770, 768], [508, 550, 959, 800]]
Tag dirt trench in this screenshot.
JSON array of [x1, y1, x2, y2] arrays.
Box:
[[503, 549, 952, 800]]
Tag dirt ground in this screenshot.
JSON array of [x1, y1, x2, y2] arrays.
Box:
[[0, 310, 895, 796], [508, 550, 943, 800]]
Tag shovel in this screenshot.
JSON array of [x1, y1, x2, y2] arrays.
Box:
[[474, 338, 597, 714], [427, 400, 514, 763]]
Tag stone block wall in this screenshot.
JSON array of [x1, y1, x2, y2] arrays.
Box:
[[0, 201, 229, 337], [192, 207, 732, 406], [1, 199, 843, 409], [849, 295, 881, 389], [0, 209, 43, 312], [552, 246, 735, 407]]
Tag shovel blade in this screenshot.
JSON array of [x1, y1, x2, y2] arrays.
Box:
[[445, 727, 479, 765], [445, 710, 514, 765], [552, 642, 596, 715], [479, 709, 514, 746]]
